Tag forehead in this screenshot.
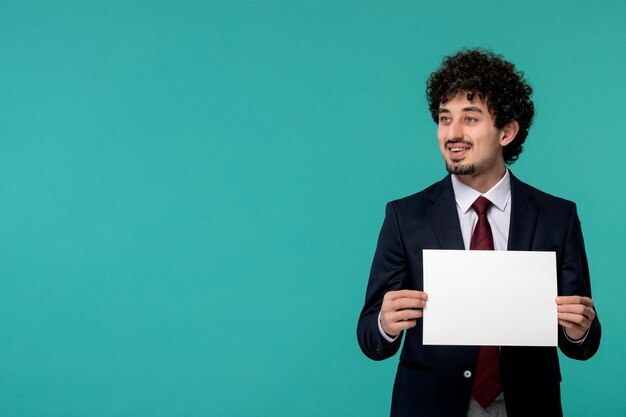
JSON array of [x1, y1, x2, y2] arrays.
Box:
[[439, 92, 490, 112]]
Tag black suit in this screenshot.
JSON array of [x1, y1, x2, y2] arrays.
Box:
[[357, 173, 601, 417]]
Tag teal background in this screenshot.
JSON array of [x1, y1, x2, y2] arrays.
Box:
[[1, 1, 624, 416]]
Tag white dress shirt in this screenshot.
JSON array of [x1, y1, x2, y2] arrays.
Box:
[[451, 169, 511, 251]]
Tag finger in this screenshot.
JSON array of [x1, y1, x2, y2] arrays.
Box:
[[386, 290, 428, 301], [400, 319, 418, 330], [580, 297, 594, 307], [402, 308, 425, 321], [382, 315, 419, 336], [556, 303, 586, 314], [587, 307, 596, 321], [557, 304, 595, 322], [557, 312, 592, 327], [389, 297, 427, 311], [388, 308, 424, 323], [397, 316, 420, 327], [555, 295, 593, 307]]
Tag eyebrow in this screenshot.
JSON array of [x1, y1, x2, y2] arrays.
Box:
[[438, 106, 484, 114]]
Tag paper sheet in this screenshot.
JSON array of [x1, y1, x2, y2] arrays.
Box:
[[422, 249, 557, 346]]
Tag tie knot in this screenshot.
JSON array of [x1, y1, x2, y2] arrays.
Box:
[[472, 196, 492, 215]]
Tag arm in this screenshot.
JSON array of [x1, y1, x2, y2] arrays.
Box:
[[356, 202, 418, 360], [557, 203, 601, 360]]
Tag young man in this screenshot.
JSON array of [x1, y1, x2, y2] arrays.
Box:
[[356, 48, 601, 417]]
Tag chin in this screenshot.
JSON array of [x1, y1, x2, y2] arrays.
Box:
[[446, 162, 475, 175]]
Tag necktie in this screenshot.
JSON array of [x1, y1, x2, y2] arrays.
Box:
[[470, 196, 502, 409]]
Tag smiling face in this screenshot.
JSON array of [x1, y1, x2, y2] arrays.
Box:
[[437, 93, 519, 191]]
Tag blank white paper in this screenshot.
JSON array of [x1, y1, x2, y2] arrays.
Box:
[[422, 249, 557, 346]]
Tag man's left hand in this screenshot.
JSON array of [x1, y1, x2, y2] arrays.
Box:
[[556, 295, 596, 341]]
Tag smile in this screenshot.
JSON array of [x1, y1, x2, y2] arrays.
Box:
[[446, 142, 471, 160]]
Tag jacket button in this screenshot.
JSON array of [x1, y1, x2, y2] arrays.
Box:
[[463, 370, 472, 379]]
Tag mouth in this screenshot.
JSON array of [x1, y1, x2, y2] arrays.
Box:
[[446, 141, 471, 161]]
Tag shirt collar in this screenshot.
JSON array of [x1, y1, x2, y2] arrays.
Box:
[[450, 169, 511, 214]]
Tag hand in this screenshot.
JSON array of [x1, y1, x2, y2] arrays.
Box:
[[556, 295, 596, 341], [380, 289, 428, 337]]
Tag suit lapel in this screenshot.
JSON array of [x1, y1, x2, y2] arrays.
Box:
[[426, 175, 465, 250], [507, 173, 538, 251]]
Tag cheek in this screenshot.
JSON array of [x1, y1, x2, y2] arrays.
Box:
[[437, 128, 446, 146], [437, 139, 447, 155]]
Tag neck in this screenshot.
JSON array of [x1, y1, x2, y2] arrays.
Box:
[[454, 165, 507, 193]]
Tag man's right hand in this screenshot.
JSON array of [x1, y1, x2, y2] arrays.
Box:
[[380, 289, 428, 337]]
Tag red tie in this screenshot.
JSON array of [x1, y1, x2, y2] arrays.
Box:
[[470, 196, 501, 409]]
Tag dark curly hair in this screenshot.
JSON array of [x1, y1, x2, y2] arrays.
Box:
[[426, 48, 535, 165]]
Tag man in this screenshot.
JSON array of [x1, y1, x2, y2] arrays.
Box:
[[356, 48, 601, 417]]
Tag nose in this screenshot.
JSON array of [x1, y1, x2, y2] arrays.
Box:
[[446, 119, 463, 141]]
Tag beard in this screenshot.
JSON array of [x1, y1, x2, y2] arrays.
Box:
[[445, 161, 475, 175]]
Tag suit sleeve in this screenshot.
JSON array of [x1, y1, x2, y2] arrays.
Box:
[[357, 202, 407, 361], [557, 203, 601, 360]]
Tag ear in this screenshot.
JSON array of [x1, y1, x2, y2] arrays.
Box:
[[500, 120, 520, 147]]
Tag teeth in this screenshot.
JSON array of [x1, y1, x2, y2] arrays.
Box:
[[451, 147, 465, 151]]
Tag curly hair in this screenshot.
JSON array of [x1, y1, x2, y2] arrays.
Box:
[[426, 48, 535, 165]]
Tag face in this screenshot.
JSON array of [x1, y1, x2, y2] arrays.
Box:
[[437, 93, 515, 183]]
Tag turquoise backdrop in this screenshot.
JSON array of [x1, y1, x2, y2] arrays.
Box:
[[1, 1, 624, 416]]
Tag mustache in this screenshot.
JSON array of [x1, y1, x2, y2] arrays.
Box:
[[445, 139, 472, 147]]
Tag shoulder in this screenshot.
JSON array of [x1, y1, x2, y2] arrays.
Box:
[[511, 173, 577, 212], [386, 176, 451, 214]]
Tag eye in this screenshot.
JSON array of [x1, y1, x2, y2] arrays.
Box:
[[439, 116, 450, 124], [465, 117, 477, 123]]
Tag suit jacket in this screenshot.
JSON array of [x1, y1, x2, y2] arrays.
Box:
[[357, 173, 601, 417]]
